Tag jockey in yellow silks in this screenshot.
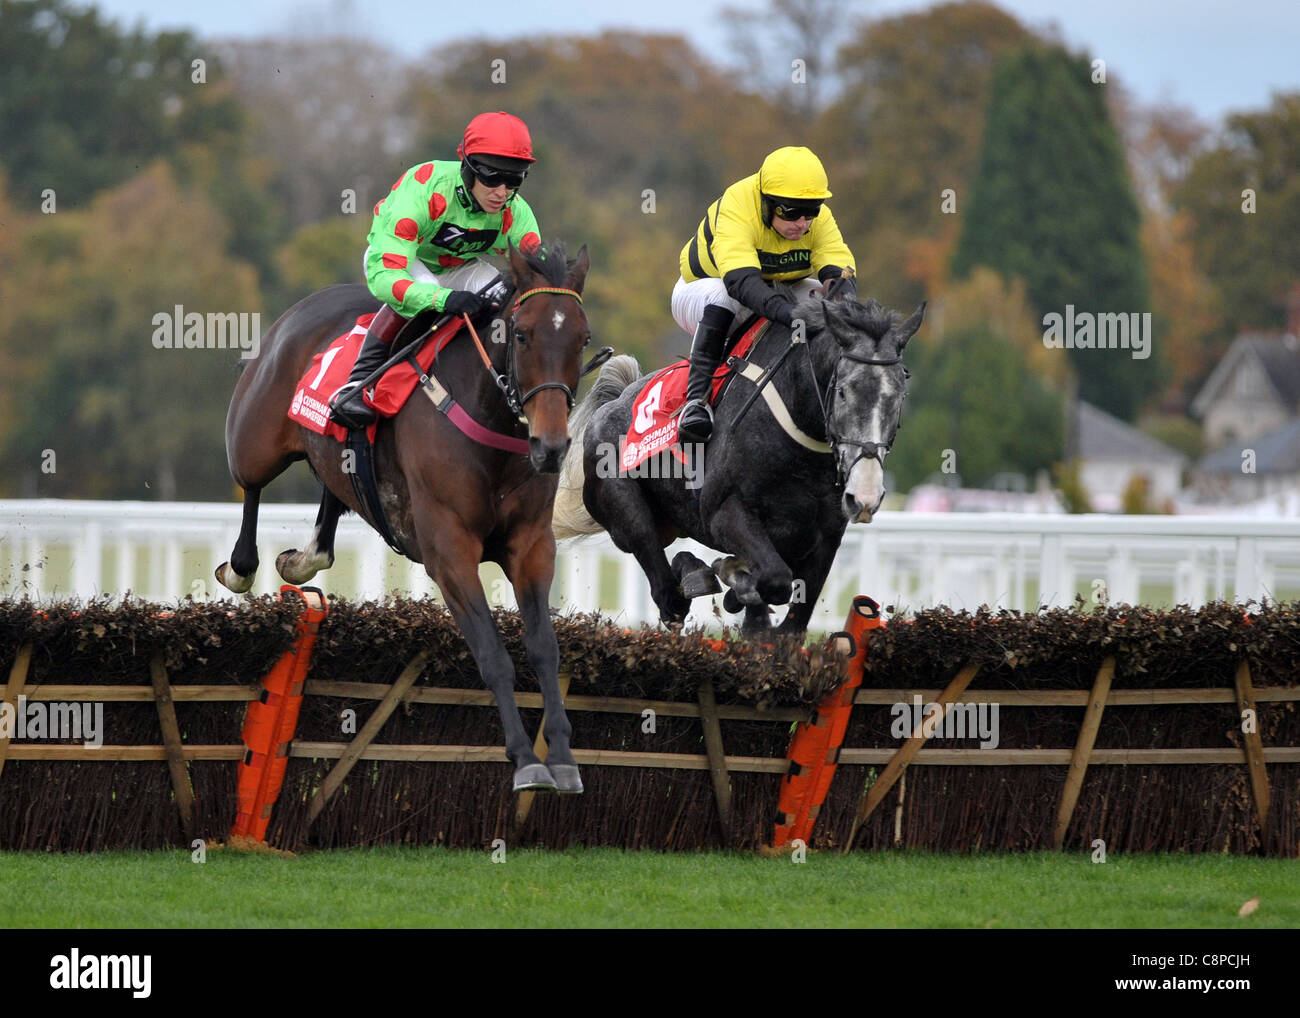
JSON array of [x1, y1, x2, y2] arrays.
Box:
[[672, 146, 856, 442]]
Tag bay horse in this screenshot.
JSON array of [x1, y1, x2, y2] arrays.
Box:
[[554, 295, 923, 635], [215, 242, 592, 794]]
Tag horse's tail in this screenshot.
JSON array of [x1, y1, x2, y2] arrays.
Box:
[[553, 354, 642, 541]]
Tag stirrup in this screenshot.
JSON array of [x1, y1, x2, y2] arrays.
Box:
[[678, 399, 714, 442], [329, 382, 375, 428]]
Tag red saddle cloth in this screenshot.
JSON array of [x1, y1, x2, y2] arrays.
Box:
[[621, 319, 766, 471], [287, 313, 462, 442]]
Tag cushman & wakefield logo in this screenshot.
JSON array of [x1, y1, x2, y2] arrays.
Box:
[[50, 949, 151, 997]]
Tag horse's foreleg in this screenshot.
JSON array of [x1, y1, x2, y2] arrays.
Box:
[[708, 496, 794, 606], [775, 544, 837, 636], [430, 528, 555, 793], [215, 489, 262, 593], [276, 487, 343, 584], [507, 529, 581, 794]]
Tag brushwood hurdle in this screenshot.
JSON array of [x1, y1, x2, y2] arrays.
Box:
[[1, 590, 1297, 853]]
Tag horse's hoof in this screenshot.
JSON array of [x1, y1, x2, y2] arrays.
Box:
[[681, 566, 722, 599], [672, 551, 720, 598], [549, 764, 584, 795], [512, 763, 557, 793], [275, 549, 300, 581], [215, 562, 254, 594]]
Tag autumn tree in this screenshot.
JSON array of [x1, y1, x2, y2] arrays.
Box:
[[0, 163, 261, 499], [1175, 92, 1300, 337], [818, 1, 1038, 310]]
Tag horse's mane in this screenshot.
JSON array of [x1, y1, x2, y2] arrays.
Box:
[[795, 295, 896, 342], [521, 240, 572, 286]]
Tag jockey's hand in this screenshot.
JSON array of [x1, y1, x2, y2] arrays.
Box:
[[443, 290, 490, 319], [725, 268, 797, 327], [820, 266, 857, 301]]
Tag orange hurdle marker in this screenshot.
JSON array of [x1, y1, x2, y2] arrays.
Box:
[[231, 585, 328, 842], [773, 595, 882, 849]]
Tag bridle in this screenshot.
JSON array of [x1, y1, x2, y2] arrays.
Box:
[[805, 339, 909, 486], [506, 286, 587, 417], [460, 284, 594, 422]]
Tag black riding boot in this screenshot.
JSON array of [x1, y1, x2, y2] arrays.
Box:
[[678, 304, 735, 443], [329, 304, 407, 428]]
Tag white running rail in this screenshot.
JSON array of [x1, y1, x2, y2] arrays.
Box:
[[2, 500, 1298, 628]]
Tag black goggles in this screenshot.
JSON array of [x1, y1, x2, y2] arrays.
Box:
[[769, 200, 822, 221], [467, 157, 527, 190]]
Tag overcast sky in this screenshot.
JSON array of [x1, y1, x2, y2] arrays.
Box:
[[87, 0, 1298, 125]]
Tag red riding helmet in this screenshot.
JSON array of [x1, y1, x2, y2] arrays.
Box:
[[458, 111, 535, 200], [458, 111, 535, 164]]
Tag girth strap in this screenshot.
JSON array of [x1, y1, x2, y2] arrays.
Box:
[[344, 429, 405, 555], [731, 358, 832, 454]]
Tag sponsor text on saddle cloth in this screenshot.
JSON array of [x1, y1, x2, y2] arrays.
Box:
[[622, 319, 766, 470], [288, 312, 461, 442]]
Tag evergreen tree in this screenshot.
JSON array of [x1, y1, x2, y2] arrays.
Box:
[[889, 323, 1064, 493], [952, 46, 1157, 420]]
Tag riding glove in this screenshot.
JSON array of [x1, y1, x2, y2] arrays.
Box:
[[442, 290, 490, 318], [723, 267, 796, 327]]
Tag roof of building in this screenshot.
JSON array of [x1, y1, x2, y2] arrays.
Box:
[[1191, 331, 1300, 416], [1077, 401, 1187, 464], [1194, 416, 1300, 476]]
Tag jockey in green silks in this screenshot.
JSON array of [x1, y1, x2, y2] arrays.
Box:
[[329, 110, 543, 428], [672, 146, 857, 443]]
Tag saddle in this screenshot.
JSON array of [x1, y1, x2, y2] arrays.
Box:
[[620, 316, 768, 472], [287, 309, 530, 554], [288, 312, 461, 444]]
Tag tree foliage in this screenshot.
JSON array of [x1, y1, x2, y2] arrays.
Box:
[[952, 45, 1157, 421], [0, 163, 260, 499], [1175, 92, 1300, 336], [819, 1, 1037, 311], [889, 323, 1064, 493], [0, 1, 1289, 501]]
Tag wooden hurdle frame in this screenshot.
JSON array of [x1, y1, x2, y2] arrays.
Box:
[[2, 587, 1296, 852]]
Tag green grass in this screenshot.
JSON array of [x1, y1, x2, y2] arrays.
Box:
[[0, 847, 1294, 928]]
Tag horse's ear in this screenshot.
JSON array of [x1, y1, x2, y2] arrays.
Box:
[[565, 244, 590, 294], [896, 301, 927, 351], [507, 241, 534, 289]]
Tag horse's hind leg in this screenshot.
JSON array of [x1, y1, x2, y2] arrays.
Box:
[[276, 487, 343, 584], [215, 489, 262, 593], [585, 474, 690, 624]]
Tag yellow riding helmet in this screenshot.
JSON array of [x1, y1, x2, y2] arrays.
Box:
[[758, 146, 833, 201]]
